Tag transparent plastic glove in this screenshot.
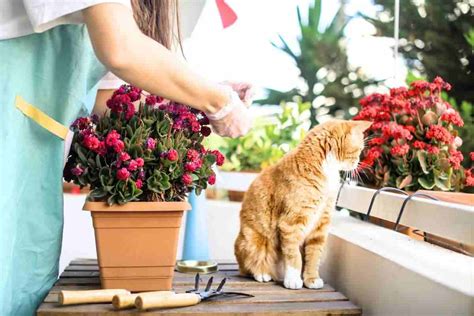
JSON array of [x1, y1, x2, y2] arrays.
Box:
[[207, 87, 252, 138], [221, 81, 255, 106]]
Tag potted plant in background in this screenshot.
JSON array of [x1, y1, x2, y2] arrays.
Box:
[[207, 100, 309, 201], [354, 77, 473, 251], [64, 85, 223, 291], [354, 76, 473, 197]]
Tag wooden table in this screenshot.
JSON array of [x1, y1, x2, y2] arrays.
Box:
[[37, 259, 361, 315]]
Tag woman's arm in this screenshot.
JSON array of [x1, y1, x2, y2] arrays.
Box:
[[83, 3, 228, 115]]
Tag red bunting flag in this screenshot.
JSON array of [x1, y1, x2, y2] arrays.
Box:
[[216, 0, 237, 28]]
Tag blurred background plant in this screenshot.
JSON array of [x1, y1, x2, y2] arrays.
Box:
[[365, 0, 474, 105], [206, 101, 310, 172], [255, 0, 377, 127]]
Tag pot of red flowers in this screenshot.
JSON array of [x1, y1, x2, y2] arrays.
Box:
[[354, 77, 474, 253], [355, 76, 473, 198], [64, 85, 224, 291]]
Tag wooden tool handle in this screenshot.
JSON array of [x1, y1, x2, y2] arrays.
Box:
[[136, 293, 201, 310], [112, 291, 174, 310], [59, 289, 130, 305]]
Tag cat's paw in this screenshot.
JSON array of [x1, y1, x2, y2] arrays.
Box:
[[253, 273, 272, 283], [304, 277, 324, 289], [283, 267, 303, 290]]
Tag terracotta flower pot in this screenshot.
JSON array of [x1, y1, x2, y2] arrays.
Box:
[[83, 201, 191, 292]]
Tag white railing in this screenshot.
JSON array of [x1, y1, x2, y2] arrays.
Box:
[[215, 171, 474, 247]]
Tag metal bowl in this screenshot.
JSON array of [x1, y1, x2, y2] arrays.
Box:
[[176, 260, 218, 274]]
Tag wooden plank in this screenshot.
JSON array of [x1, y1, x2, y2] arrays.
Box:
[[37, 300, 361, 315]]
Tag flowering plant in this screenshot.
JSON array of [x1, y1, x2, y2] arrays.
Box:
[[64, 85, 224, 205], [354, 77, 473, 191]]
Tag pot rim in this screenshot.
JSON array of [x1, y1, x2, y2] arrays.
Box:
[[83, 201, 191, 212]]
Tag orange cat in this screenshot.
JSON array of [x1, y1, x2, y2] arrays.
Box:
[[234, 119, 371, 289]]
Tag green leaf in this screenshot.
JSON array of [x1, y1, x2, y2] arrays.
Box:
[[418, 176, 435, 190], [417, 150, 429, 174]]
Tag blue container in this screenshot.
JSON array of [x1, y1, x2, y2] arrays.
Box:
[[182, 190, 210, 260]]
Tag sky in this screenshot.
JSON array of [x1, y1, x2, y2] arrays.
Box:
[[182, 0, 407, 99]]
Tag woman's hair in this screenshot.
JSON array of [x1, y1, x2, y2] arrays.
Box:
[[131, 0, 182, 50]]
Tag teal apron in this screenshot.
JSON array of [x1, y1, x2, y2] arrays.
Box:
[[0, 25, 107, 315]]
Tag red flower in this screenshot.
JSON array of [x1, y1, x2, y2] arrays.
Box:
[[119, 152, 130, 161], [136, 157, 144, 167], [95, 141, 107, 156], [427, 145, 440, 155], [167, 149, 179, 161], [136, 179, 143, 189], [390, 144, 410, 156], [369, 137, 385, 146], [182, 173, 193, 186], [413, 141, 427, 149], [106, 130, 121, 147], [448, 149, 463, 170], [146, 138, 156, 150], [440, 109, 464, 127], [128, 159, 139, 171], [187, 149, 200, 162], [185, 161, 201, 172], [210, 150, 225, 166], [113, 140, 125, 153], [470, 152, 474, 161], [465, 169, 474, 186], [426, 125, 453, 143], [146, 95, 157, 105], [208, 173, 216, 185], [116, 168, 130, 181], [83, 135, 100, 150], [201, 126, 212, 137]]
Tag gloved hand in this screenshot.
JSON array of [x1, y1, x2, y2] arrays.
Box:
[[207, 86, 252, 138], [221, 81, 255, 107]]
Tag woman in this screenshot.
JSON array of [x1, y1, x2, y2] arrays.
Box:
[[0, 1, 252, 315]]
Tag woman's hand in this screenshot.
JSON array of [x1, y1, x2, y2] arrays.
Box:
[[221, 81, 254, 107], [207, 86, 252, 138]]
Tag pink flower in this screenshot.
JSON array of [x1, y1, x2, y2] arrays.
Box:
[[71, 166, 84, 176], [208, 173, 216, 185], [191, 121, 201, 132], [167, 149, 178, 161], [146, 138, 156, 150], [113, 140, 125, 153], [116, 168, 130, 181], [470, 152, 474, 161], [128, 159, 139, 171], [83, 135, 100, 150], [136, 179, 143, 189], [119, 152, 131, 161], [187, 149, 200, 162], [182, 174, 193, 186], [106, 130, 121, 147], [136, 157, 144, 167]]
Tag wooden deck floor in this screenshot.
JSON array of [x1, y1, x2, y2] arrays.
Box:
[[37, 259, 361, 315]]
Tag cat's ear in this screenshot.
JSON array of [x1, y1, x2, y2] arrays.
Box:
[[349, 120, 372, 133]]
